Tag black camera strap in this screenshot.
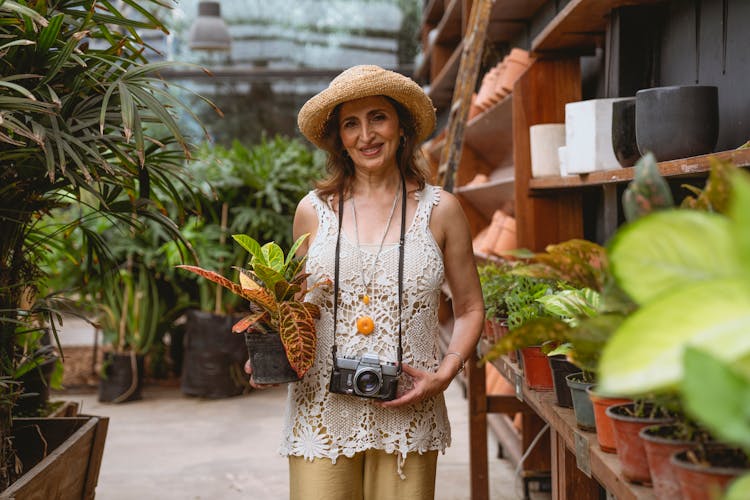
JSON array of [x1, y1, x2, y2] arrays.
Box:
[[331, 175, 407, 374]]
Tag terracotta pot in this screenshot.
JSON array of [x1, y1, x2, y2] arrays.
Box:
[[671, 445, 750, 500], [587, 386, 631, 453], [478, 210, 505, 254], [492, 216, 516, 255], [548, 355, 579, 408], [475, 66, 501, 110], [499, 48, 532, 93], [519, 346, 553, 391], [606, 403, 675, 485], [639, 424, 697, 500], [566, 373, 596, 431]]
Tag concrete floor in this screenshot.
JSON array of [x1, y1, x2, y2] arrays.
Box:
[[54, 317, 550, 499]]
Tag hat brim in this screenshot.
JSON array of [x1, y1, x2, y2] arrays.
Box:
[[298, 65, 436, 151]]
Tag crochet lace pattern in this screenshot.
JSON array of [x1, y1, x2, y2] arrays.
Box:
[[279, 185, 450, 466]]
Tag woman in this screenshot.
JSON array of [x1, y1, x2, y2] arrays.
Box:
[[248, 65, 484, 499]]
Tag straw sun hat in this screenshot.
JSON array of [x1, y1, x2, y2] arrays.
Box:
[[298, 65, 436, 151]]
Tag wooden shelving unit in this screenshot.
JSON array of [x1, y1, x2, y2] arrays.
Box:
[[416, 0, 749, 498]]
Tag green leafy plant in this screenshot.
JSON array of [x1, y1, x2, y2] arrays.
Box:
[[477, 260, 516, 320], [597, 166, 750, 498], [178, 234, 330, 378]]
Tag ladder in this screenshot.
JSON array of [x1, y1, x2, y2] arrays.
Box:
[[438, 0, 496, 193]]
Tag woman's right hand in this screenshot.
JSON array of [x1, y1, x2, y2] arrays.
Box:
[[244, 359, 280, 389]]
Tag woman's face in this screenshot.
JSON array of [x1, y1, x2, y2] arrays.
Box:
[[338, 95, 403, 173]]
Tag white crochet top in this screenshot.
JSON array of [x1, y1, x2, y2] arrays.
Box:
[[279, 184, 451, 467]]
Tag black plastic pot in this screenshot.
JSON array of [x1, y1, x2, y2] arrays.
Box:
[[98, 351, 144, 403], [245, 329, 300, 385], [180, 310, 248, 398], [611, 97, 639, 167], [548, 355, 580, 408], [635, 85, 719, 161]]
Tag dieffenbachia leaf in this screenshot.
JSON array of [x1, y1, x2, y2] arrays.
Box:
[[597, 278, 750, 396], [609, 209, 740, 305], [682, 346, 750, 450]]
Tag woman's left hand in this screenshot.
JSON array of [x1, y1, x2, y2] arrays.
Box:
[[379, 363, 451, 409]]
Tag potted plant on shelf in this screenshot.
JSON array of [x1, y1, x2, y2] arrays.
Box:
[[597, 157, 750, 498], [179, 234, 330, 384]]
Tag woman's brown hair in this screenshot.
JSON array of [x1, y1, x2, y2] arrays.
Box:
[[314, 96, 431, 198]]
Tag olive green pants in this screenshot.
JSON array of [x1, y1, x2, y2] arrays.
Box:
[[289, 449, 438, 500]]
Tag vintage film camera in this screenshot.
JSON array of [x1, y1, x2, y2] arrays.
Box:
[[329, 352, 399, 401]]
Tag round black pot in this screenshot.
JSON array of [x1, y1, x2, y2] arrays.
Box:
[[99, 351, 144, 403], [548, 355, 580, 408], [245, 330, 301, 385], [635, 85, 719, 162], [15, 357, 58, 415], [611, 97, 639, 167], [180, 310, 249, 398]]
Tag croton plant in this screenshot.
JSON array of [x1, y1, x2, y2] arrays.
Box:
[[178, 233, 330, 378]]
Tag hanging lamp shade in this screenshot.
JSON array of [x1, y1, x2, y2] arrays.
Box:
[[188, 1, 231, 51]]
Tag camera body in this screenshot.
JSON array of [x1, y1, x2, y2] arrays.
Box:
[[329, 352, 399, 401]]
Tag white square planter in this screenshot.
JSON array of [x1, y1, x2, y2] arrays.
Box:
[[529, 123, 565, 178], [565, 98, 629, 174]]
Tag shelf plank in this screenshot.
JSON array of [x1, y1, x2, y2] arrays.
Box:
[[464, 95, 513, 168], [487, 0, 547, 42], [528, 148, 750, 190], [427, 39, 463, 110], [455, 167, 515, 221], [532, 0, 665, 54]]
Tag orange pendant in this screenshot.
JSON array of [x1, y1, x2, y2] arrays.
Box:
[[356, 316, 375, 335], [360, 294, 370, 305]]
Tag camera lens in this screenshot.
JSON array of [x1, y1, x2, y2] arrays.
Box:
[[355, 370, 381, 395]]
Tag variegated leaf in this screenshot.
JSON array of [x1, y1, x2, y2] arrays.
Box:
[[177, 265, 246, 297], [232, 311, 270, 333], [278, 301, 317, 378]]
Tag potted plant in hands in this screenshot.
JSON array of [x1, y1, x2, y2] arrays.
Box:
[[179, 234, 330, 384]]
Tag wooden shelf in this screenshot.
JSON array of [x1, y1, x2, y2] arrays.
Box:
[[528, 148, 750, 190], [487, 0, 546, 43], [427, 39, 463, 110], [454, 167, 514, 220], [480, 347, 656, 500], [532, 0, 665, 54], [464, 96, 513, 168]]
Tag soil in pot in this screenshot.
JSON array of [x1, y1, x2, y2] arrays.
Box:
[[640, 423, 704, 500], [98, 351, 144, 403], [671, 445, 750, 500], [605, 402, 675, 485], [566, 372, 596, 431], [548, 355, 579, 408], [587, 385, 631, 453], [519, 346, 553, 391], [245, 329, 300, 385]]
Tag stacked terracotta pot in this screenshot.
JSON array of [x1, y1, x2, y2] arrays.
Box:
[[472, 48, 534, 114], [472, 209, 517, 256]]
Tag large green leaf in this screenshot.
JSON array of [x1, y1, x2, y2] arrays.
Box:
[[609, 210, 740, 304], [726, 473, 750, 500], [682, 347, 750, 450], [598, 279, 750, 396], [730, 170, 750, 278]]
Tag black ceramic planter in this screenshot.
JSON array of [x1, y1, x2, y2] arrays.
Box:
[[635, 85, 719, 162], [611, 97, 639, 167], [16, 357, 58, 415], [181, 310, 248, 398], [99, 351, 144, 403], [245, 330, 300, 385], [548, 355, 580, 408]]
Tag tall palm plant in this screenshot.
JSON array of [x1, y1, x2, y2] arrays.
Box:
[[0, 0, 214, 488]]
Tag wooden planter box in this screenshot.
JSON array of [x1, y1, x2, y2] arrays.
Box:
[[1, 415, 108, 499]]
